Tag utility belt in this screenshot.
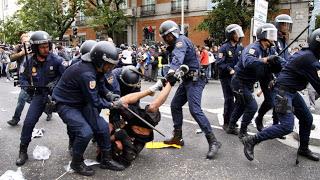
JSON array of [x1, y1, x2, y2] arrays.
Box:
[[182, 69, 206, 82], [274, 85, 293, 114]]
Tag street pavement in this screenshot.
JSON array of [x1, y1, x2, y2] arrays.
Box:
[[0, 77, 319, 180]]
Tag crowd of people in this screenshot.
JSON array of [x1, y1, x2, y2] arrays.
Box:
[[1, 13, 320, 177]]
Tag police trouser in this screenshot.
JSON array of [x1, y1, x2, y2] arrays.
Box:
[[20, 94, 47, 145], [57, 104, 111, 156], [257, 80, 278, 124], [228, 77, 258, 130], [220, 77, 235, 125], [256, 89, 313, 148], [171, 77, 213, 135]]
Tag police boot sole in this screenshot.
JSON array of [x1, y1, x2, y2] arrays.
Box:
[[163, 140, 184, 146], [16, 155, 28, 166], [298, 152, 320, 161], [7, 120, 18, 126]]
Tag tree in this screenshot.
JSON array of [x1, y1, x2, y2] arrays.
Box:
[[84, 0, 128, 41], [315, 15, 320, 30], [0, 15, 26, 44], [16, 0, 84, 40], [198, 0, 279, 45]]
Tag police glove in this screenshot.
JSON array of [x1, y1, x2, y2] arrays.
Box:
[[25, 86, 35, 96], [111, 99, 123, 109], [105, 92, 120, 102], [165, 70, 178, 86], [266, 55, 279, 64]]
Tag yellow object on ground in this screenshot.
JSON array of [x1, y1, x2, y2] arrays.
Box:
[[145, 141, 181, 149]]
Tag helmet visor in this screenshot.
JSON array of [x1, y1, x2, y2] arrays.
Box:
[[279, 22, 292, 33], [264, 28, 278, 42], [230, 27, 244, 38]]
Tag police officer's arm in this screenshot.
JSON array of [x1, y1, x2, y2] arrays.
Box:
[[19, 58, 31, 87], [304, 61, 320, 95], [80, 72, 112, 109], [242, 47, 266, 68], [169, 40, 187, 70], [216, 45, 232, 72]]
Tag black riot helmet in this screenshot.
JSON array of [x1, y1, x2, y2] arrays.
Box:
[[256, 23, 278, 42], [80, 40, 97, 62], [225, 24, 244, 41], [90, 41, 119, 70], [29, 31, 52, 54], [308, 28, 320, 58], [159, 20, 180, 39], [275, 14, 293, 33], [120, 65, 141, 88]]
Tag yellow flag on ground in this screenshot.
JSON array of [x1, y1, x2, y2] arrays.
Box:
[[145, 141, 181, 149]]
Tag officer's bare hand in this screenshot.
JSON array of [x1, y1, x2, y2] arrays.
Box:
[[229, 69, 235, 75]]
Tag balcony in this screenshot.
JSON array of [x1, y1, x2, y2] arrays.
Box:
[[140, 4, 155, 17], [171, 0, 189, 13]]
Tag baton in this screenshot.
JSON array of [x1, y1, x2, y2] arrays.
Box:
[[278, 25, 310, 56], [122, 105, 166, 137]]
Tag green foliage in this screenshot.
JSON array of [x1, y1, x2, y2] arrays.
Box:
[[84, 0, 128, 37], [198, 0, 279, 45], [315, 15, 320, 30], [16, 0, 83, 40], [0, 15, 25, 44]]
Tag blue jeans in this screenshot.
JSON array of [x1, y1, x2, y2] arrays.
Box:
[[12, 89, 31, 121], [171, 78, 213, 135]]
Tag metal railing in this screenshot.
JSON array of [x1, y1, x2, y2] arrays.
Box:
[[140, 4, 156, 17], [171, 0, 189, 13]]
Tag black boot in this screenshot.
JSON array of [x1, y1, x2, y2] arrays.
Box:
[[238, 126, 248, 140], [226, 124, 239, 135], [7, 118, 19, 126], [298, 148, 319, 161], [242, 135, 259, 161], [71, 154, 95, 176], [164, 129, 184, 146], [255, 116, 264, 132], [222, 115, 229, 131], [100, 150, 125, 171], [205, 133, 222, 159], [16, 144, 29, 166]]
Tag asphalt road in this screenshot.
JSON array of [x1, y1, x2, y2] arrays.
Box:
[[0, 78, 319, 180]]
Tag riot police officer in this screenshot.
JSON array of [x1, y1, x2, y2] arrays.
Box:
[[16, 31, 66, 166], [216, 24, 244, 131], [53, 41, 125, 176], [226, 23, 279, 139], [255, 14, 293, 131], [242, 28, 320, 162], [69, 40, 97, 66], [159, 20, 221, 160]]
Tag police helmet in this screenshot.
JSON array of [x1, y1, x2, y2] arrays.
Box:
[[79, 40, 97, 62], [120, 65, 141, 88], [308, 28, 320, 57], [159, 20, 180, 38], [256, 23, 278, 42], [225, 24, 244, 41], [275, 14, 293, 33], [29, 31, 52, 53], [90, 41, 119, 69]]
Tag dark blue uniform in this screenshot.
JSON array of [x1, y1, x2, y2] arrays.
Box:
[[229, 42, 275, 133], [275, 34, 290, 61], [217, 41, 243, 127], [169, 35, 213, 135], [19, 53, 65, 145], [256, 49, 320, 146], [53, 61, 112, 156]]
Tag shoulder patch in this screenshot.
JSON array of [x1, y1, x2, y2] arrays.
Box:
[[62, 61, 69, 67], [249, 49, 255, 55], [175, 42, 183, 48], [89, 80, 96, 89], [32, 67, 37, 73]]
